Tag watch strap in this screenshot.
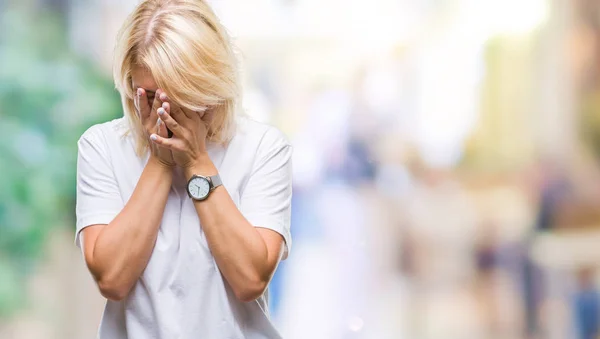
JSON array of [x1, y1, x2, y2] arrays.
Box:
[[209, 174, 222, 191]]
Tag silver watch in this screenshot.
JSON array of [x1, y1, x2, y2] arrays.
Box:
[[186, 174, 222, 201]]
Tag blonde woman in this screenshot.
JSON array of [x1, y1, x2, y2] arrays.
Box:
[[75, 1, 292, 338]]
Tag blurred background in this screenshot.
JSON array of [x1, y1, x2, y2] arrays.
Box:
[[3, 0, 600, 338]]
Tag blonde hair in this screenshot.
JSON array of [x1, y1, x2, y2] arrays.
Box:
[[113, 0, 239, 155]]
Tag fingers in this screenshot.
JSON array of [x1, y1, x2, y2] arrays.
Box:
[[159, 91, 168, 102], [136, 88, 151, 119], [151, 89, 163, 117], [159, 93, 194, 121], [157, 116, 169, 138], [157, 106, 185, 136], [150, 132, 186, 150], [161, 104, 174, 138], [161, 102, 185, 124], [201, 108, 214, 123], [152, 116, 175, 165]]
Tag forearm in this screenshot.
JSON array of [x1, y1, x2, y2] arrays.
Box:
[[185, 162, 275, 300], [88, 158, 172, 297], [199, 190, 271, 285], [148, 102, 288, 301]]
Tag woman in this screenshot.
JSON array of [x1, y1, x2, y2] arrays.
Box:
[[75, 1, 292, 338]]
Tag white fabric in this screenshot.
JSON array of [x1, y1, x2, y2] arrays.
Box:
[[75, 116, 292, 339]]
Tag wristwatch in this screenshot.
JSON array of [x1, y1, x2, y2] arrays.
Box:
[[186, 173, 222, 201]]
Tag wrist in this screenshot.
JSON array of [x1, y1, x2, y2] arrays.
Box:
[[148, 155, 175, 173], [184, 152, 217, 179]]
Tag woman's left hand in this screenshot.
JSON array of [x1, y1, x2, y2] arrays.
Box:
[[149, 93, 209, 170]]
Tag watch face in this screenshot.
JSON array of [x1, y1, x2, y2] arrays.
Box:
[[188, 176, 210, 200]]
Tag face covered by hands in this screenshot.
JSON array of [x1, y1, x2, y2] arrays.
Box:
[[149, 92, 210, 170]]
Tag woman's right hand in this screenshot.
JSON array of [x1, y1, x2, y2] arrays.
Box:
[[135, 88, 174, 168]]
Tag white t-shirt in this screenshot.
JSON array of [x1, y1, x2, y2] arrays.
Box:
[[75, 116, 292, 339]]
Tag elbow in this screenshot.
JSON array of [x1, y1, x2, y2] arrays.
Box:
[[97, 278, 131, 302], [233, 277, 268, 303]]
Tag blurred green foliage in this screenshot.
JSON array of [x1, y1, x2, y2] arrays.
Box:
[[0, 3, 121, 317]]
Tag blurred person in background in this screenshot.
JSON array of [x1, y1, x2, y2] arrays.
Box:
[[573, 267, 600, 339], [524, 160, 570, 338], [75, 1, 292, 338], [474, 222, 501, 335]]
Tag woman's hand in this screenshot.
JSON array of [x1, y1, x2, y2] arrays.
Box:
[[149, 93, 209, 170], [135, 88, 175, 168]]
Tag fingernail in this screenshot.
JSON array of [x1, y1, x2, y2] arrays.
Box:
[[150, 134, 158, 141], [158, 108, 165, 115], [162, 102, 168, 109], [157, 118, 162, 126], [137, 88, 143, 96], [160, 93, 168, 101]]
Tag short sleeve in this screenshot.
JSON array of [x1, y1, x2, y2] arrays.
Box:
[[240, 129, 293, 259], [75, 126, 123, 248]]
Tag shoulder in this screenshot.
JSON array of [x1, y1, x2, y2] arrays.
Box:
[[222, 116, 292, 175], [78, 117, 130, 153], [79, 117, 129, 143], [77, 118, 133, 167], [232, 116, 291, 154]]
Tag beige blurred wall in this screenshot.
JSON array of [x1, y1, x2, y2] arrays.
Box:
[[0, 231, 104, 339], [466, 0, 576, 170]]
